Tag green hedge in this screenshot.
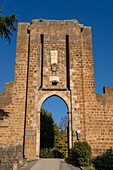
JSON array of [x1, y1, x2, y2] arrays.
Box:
[[72, 141, 91, 166], [93, 147, 113, 170], [40, 148, 51, 158], [40, 148, 63, 158]]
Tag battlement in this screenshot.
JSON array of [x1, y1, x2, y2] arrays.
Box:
[[103, 86, 113, 95], [0, 81, 13, 107]]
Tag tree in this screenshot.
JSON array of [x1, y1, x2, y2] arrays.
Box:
[[0, 4, 18, 43], [0, 5, 1, 13], [57, 116, 69, 158], [56, 128, 68, 158], [52, 116, 69, 158], [54, 122, 60, 147], [40, 110, 69, 158], [40, 109, 54, 149], [59, 116, 68, 131]]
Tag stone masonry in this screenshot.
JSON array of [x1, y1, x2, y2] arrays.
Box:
[[0, 19, 113, 169]]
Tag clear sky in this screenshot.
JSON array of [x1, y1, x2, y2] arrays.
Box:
[[42, 96, 68, 125], [0, 0, 113, 123]]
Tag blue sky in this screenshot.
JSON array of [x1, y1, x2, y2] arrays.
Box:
[[42, 96, 68, 125], [0, 0, 113, 123]]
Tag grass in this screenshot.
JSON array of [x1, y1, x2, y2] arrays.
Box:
[[81, 165, 95, 170]]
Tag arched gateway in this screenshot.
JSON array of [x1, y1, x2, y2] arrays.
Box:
[[0, 19, 113, 169], [36, 93, 71, 158]]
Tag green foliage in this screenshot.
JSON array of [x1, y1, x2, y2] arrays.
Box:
[[40, 109, 69, 158], [54, 116, 68, 158], [40, 148, 63, 158], [51, 148, 63, 158], [0, 4, 18, 43], [56, 129, 68, 158], [40, 148, 52, 158], [54, 122, 60, 147], [40, 109, 54, 149], [72, 141, 91, 166], [82, 165, 95, 170], [92, 147, 113, 170]]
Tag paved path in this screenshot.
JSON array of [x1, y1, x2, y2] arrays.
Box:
[[31, 159, 60, 170], [20, 158, 81, 170]]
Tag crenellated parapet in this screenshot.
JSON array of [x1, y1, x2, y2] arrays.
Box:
[[0, 81, 14, 107]]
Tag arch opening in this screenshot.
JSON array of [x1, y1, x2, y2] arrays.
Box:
[[40, 95, 69, 158]]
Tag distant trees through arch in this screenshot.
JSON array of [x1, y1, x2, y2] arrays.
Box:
[[40, 96, 69, 158]]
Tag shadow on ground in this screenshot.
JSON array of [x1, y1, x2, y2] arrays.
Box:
[[20, 158, 81, 170], [61, 159, 81, 170], [20, 160, 38, 170]]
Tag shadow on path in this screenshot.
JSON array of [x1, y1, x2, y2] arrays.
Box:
[[20, 158, 81, 170], [20, 160, 38, 170], [60, 159, 81, 170]]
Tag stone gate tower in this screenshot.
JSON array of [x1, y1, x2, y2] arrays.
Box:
[[0, 19, 113, 169]]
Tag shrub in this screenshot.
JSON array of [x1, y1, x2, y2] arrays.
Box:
[[71, 141, 91, 166], [93, 147, 113, 170], [40, 148, 63, 158], [51, 149, 63, 158], [40, 148, 52, 158]]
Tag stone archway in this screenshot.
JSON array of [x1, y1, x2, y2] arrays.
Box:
[[36, 90, 72, 158]]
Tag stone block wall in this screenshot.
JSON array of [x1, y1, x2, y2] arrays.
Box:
[[0, 145, 23, 169], [86, 86, 113, 156], [0, 23, 29, 169], [0, 19, 113, 169]]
